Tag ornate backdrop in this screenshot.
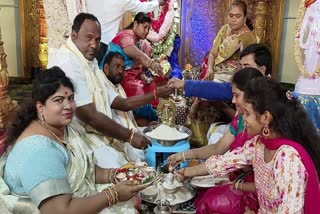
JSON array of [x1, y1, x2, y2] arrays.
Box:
[[20, 0, 285, 79], [180, 0, 285, 79]]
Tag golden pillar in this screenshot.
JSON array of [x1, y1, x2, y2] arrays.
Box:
[[252, 0, 268, 43], [0, 26, 17, 129], [39, 0, 48, 70], [120, 12, 133, 31]]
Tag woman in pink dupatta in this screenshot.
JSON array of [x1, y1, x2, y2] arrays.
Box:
[[177, 77, 320, 213]]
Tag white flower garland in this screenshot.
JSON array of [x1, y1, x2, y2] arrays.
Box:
[[294, 0, 320, 79]]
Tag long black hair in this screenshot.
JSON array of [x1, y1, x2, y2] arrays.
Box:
[[125, 12, 152, 30], [6, 67, 74, 147], [232, 67, 263, 91], [244, 77, 320, 175]]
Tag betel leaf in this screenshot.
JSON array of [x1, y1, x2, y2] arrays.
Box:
[[142, 176, 154, 184]]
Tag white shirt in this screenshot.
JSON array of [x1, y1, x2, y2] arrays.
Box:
[[104, 83, 134, 129], [86, 0, 159, 44], [48, 46, 118, 108]]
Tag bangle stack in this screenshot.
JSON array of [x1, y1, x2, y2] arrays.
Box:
[[147, 58, 155, 69], [102, 185, 119, 207], [106, 168, 117, 183], [128, 129, 135, 145]]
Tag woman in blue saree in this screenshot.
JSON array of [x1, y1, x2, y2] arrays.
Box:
[[0, 67, 145, 214]]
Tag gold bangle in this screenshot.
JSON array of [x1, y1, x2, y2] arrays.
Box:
[[102, 186, 119, 207], [128, 129, 135, 144], [107, 168, 116, 183], [147, 58, 154, 69], [102, 188, 112, 207], [112, 185, 119, 202], [150, 60, 157, 71]]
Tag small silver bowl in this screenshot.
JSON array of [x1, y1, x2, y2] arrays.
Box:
[[154, 199, 172, 213], [143, 125, 192, 147], [141, 186, 158, 201], [162, 184, 178, 194]]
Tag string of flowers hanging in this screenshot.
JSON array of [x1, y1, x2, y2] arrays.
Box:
[[294, 0, 320, 79], [142, 0, 180, 58]]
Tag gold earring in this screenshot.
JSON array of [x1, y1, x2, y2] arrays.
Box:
[[41, 114, 46, 127], [262, 124, 270, 137]]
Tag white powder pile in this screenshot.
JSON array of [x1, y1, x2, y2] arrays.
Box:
[[146, 124, 189, 140]]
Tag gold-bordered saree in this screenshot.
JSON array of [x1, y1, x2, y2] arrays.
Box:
[[212, 24, 256, 82], [0, 122, 136, 214]]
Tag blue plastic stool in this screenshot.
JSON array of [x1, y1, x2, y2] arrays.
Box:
[[146, 140, 190, 170]]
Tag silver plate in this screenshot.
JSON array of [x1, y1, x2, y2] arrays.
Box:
[[140, 184, 196, 206]]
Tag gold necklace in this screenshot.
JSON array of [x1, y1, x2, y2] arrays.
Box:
[[37, 120, 67, 146]]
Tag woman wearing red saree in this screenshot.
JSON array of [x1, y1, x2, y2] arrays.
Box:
[[100, 12, 165, 121]]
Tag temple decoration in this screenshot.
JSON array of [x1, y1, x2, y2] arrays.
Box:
[[0, 26, 17, 129], [20, 0, 41, 77], [293, 0, 320, 133], [294, 0, 320, 79], [39, 0, 48, 70], [252, 0, 268, 43], [157, 99, 177, 127], [42, 0, 71, 65], [180, 0, 226, 66], [264, 0, 285, 78], [147, 0, 180, 58]]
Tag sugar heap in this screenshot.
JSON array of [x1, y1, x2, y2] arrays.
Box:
[[146, 124, 189, 140]]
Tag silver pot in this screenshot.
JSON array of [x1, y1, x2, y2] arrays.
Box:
[[143, 125, 192, 147], [154, 199, 172, 214]]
